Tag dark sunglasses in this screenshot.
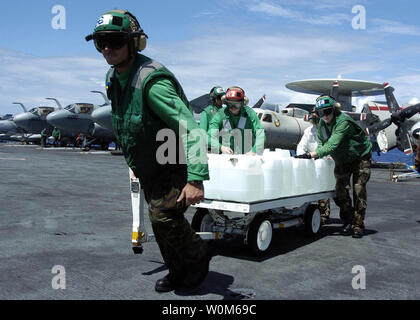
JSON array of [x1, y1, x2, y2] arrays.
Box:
[[316, 107, 334, 117], [93, 33, 129, 52]]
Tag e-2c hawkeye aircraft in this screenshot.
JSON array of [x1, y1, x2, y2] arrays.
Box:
[[256, 79, 419, 154], [364, 83, 420, 155]]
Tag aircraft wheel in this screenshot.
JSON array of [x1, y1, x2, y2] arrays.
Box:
[[247, 213, 273, 256], [304, 204, 322, 237], [191, 208, 214, 232]]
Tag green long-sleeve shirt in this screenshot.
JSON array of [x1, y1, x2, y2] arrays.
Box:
[[316, 112, 372, 165], [108, 53, 209, 185], [199, 105, 223, 132], [52, 129, 61, 140], [208, 106, 266, 154], [146, 78, 209, 181]]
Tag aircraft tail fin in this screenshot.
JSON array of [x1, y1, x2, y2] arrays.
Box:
[[12, 102, 27, 113], [45, 98, 63, 110], [189, 94, 212, 114], [252, 95, 266, 109], [90, 91, 110, 107]]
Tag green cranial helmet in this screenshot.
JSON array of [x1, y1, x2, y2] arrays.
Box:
[[315, 95, 335, 110], [315, 95, 339, 117], [94, 11, 134, 32], [210, 86, 225, 99], [85, 10, 148, 55]]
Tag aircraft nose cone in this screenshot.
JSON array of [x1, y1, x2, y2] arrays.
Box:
[[46, 111, 66, 128], [92, 106, 113, 131], [47, 110, 92, 134], [0, 120, 17, 134], [13, 113, 31, 130]]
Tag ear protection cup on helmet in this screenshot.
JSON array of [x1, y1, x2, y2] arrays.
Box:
[[137, 34, 147, 51], [122, 10, 147, 52]]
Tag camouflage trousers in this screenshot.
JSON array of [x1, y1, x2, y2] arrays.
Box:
[[333, 154, 371, 230], [318, 198, 330, 222], [143, 168, 208, 280]]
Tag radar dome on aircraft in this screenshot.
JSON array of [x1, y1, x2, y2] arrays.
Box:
[[285, 79, 384, 112]]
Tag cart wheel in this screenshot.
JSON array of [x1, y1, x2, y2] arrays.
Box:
[[247, 214, 273, 256], [191, 208, 214, 232], [304, 204, 322, 237]]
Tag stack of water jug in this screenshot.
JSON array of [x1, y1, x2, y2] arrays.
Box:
[[203, 149, 336, 202]]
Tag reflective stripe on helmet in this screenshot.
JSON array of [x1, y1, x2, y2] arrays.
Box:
[[96, 14, 114, 28], [316, 96, 334, 109]]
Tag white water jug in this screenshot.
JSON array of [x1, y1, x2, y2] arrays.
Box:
[[262, 151, 283, 200], [314, 158, 336, 192], [204, 154, 264, 202]]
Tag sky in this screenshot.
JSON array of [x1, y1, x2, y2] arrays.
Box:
[[1, 0, 420, 115]]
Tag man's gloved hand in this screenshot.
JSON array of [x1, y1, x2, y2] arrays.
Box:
[[220, 146, 234, 154], [294, 152, 311, 159]]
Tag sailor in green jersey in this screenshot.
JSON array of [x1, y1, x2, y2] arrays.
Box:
[[297, 95, 372, 239], [52, 127, 61, 147], [199, 86, 225, 132], [86, 10, 212, 292], [208, 86, 265, 155], [40, 128, 48, 147]]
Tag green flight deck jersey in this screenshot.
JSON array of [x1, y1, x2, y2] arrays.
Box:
[[106, 53, 209, 187], [208, 105, 266, 154], [199, 105, 223, 132], [41, 129, 47, 138], [52, 128, 61, 140], [316, 111, 372, 165]]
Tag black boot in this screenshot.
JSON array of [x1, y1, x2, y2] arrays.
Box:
[[155, 274, 184, 293], [352, 228, 364, 238], [340, 223, 353, 236]]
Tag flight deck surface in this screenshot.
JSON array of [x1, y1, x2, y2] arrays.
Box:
[[0, 143, 419, 300]]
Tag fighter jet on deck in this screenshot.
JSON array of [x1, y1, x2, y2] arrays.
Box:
[[1, 103, 45, 143], [46, 94, 115, 150], [12, 102, 55, 134]]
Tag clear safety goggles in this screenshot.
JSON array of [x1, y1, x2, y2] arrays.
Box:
[[226, 101, 243, 110]]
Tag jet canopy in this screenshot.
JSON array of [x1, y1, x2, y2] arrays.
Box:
[[29, 106, 55, 117], [64, 103, 95, 114], [260, 102, 282, 113]]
